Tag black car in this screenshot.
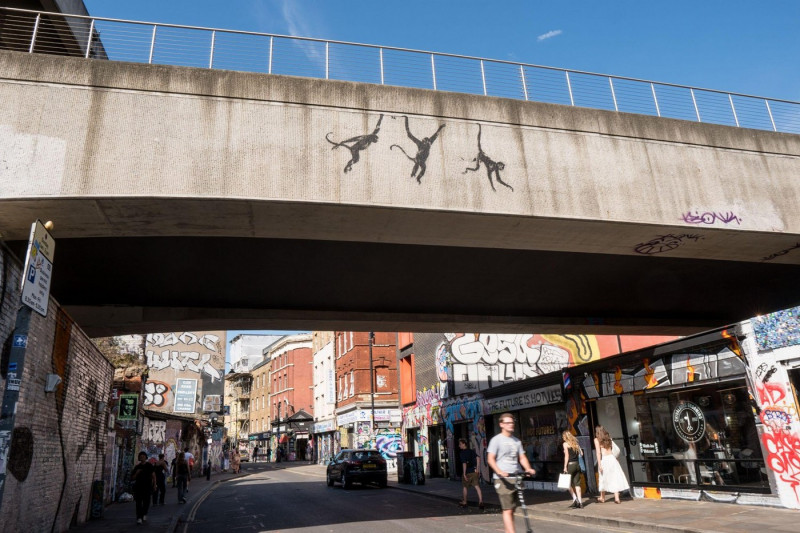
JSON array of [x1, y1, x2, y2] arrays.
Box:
[[326, 449, 388, 489]]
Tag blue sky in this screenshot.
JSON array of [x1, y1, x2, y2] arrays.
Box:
[[82, 0, 799, 101]]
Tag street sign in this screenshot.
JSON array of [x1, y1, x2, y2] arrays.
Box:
[[174, 379, 198, 413], [20, 220, 55, 317]]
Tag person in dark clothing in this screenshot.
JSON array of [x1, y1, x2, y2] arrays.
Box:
[[131, 452, 156, 525], [175, 452, 191, 503], [170, 456, 177, 487], [458, 438, 484, 508], [152, 453, 168, 505]]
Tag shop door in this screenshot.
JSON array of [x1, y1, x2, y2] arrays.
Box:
[[595, 397, 631, 481], [428, 425, 449, 478]]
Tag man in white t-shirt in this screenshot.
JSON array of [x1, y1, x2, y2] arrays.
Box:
[[487, 412, 537, 533]]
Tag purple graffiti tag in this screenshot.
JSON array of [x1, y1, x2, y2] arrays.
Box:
[[634, 234, 704, 255], [682, 211, 742, 226]]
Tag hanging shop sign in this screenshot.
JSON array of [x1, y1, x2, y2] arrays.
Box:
[[672, 401, 706, 442], [483, 384, 563, 415], [118, 394, 139, 420]]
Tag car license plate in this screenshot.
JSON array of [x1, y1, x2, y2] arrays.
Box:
[[364, 463, 376, 469]]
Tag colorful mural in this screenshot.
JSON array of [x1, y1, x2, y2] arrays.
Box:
[[438, 333, 625, 395], [742, 311, 800, 510]]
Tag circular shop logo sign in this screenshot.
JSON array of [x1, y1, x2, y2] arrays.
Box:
[[672, 401, 706, 442]]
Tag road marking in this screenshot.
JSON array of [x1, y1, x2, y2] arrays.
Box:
[[181, 485, 215, 533]]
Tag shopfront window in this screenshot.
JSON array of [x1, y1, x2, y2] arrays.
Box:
[[631, 381, 767, 490], [516, 406, 569, 482]]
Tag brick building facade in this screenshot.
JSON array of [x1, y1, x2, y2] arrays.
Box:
[[0, 247, 114, 531], [334, 332, 401, 458]]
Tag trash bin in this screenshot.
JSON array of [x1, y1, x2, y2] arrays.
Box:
[[408, 456, 425, 485], [397, 452, 413, 483]]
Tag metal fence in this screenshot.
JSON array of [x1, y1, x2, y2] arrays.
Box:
[[2, 7, 799, 134]]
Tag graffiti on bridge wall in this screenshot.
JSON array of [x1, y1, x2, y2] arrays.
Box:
[[326, 115, 514, 193]]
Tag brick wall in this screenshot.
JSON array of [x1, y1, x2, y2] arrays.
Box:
[[0, 247, 114, 532]]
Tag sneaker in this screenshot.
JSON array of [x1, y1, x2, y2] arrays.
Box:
[[137, 518, 143, 524], [143, 515, 147, 522]]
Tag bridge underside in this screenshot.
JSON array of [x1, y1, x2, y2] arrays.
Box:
[[7, 235, 799, 337]]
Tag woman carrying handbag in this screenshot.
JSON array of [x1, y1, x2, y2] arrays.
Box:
[[561, 431, 584, 509]]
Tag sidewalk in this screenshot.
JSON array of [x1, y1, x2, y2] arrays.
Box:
[[387, 475, 800, 533], [70, 468, 247, 533], [73, 463, 799, 533]]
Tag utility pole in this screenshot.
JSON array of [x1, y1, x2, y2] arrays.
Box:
[[369, 332, 376, 435]]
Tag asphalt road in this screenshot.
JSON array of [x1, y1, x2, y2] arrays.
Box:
[[181, 465, 638, 533]]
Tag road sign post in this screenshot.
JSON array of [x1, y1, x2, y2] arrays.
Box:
[[20, 220, 55, 317]]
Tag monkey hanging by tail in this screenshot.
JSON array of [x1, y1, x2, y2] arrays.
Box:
[[463, 123, 513, 192]]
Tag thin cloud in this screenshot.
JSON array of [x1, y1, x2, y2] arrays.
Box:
[[537, 29, 563, 42]]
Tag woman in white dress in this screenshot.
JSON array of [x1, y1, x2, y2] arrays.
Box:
[[594, 425, 629, 504]]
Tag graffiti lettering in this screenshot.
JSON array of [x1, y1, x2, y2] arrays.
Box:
[[634, 234, 703, 255], [763, 243, 800, 262], [142, 419, 166, 444], [762, 429, 800, 503], [146, 349, 222, 382], [448, 334, 569, 394], [761, 408, 792, 430], [682, 211, 742, 226], [146, 332, 220, 352], [416, 387, 441, 407], [756, 380, 787, 406]]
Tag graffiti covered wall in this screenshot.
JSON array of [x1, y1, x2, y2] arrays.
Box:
[[0, 250, 114, 531], [144, 331, 225, 416], [742, 310, 800, 509]]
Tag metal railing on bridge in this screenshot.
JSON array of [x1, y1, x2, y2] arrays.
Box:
[[2, 6, 799, 134]]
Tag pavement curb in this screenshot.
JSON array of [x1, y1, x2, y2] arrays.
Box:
[[390, 483, 723, 533], [533, 508, 718, 533]]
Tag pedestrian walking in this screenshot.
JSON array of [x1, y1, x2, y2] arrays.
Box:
[[170, 456, 177, 487], [594, 425, 629, 504], [253, 445, 260, 463], [183, 447, 194, 491], [561, 431, 584, 509], [266, 446, 272, 463], [131, 452, 156, 525], [231, 449, 241, 474], [487, 413, 536, 533], [458, 438, 484, 509], [175, 452, 191, 504], [152, 453, 168, 506]]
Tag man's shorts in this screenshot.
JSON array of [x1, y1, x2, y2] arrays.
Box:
[[493, 477, 518, 510], [462, 472, 479, 488]]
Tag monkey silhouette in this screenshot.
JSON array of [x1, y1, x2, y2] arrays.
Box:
[[390, 116, 446, 183], [463, 123, 513, 192], [325, 114, 384, 173]]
